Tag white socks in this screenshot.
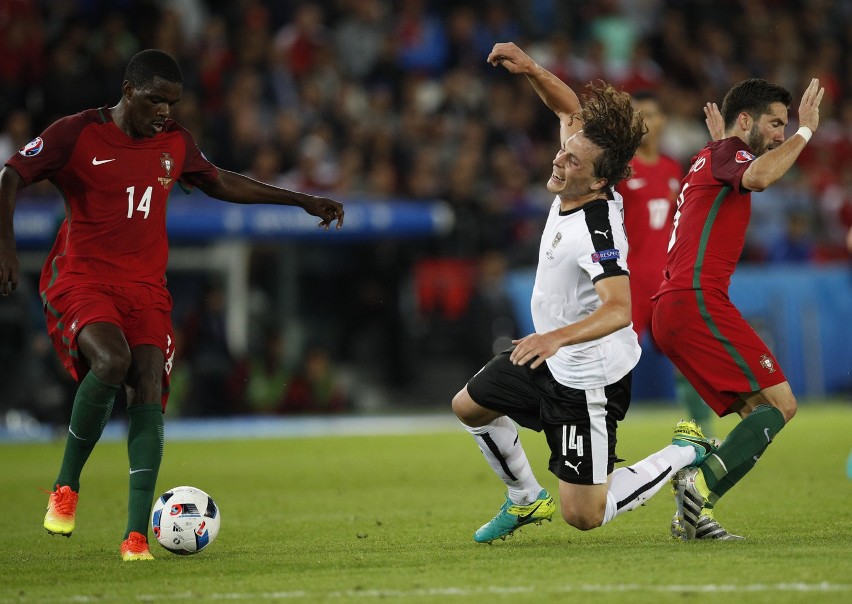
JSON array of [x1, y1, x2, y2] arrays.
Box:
[[602, 444, 695, 524], [463, 418, 697, 524], [463, 416, 543, 505]]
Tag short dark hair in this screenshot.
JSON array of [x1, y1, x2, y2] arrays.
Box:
[[721, 78, 792, 130], [579, 82, 646, 187], [124, 49, 183, 89]]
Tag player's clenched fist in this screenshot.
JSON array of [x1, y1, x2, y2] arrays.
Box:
[[487, 42, 536, 74]]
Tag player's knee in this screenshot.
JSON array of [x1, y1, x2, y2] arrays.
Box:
[[451, 389, 473, 422], [451, 389, 497, 427], [560, 503, 603, 531], [778, 399, 797, 423], [127, 384, 162, 408], [88, 343, 131, 384], [763, 394, 797, 424]]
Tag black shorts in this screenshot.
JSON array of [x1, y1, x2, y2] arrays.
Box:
[[466, 349, 632, 485]]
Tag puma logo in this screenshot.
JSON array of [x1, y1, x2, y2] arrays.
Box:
[[594, 229, 610, 238], [564, 460, 582, 475]]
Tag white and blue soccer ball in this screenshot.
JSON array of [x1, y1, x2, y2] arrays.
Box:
[[151, 486, 220, 555]]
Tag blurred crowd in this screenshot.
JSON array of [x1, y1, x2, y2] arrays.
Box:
[[2, 0, 851, 419], [5, 0, 852, 256]]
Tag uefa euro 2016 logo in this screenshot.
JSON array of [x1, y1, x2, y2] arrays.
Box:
[[19, 137, 44, 157]]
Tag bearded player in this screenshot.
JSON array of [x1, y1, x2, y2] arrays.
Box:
[[651, 78, 823, 540]]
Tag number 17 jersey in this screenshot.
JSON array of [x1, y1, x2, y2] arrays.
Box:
[[6, 106, 218, 291]]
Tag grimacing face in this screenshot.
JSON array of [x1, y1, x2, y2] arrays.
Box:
[[547, 130, 605, 199], [745, 101, 788, 156], [126, 77, 182, 138]]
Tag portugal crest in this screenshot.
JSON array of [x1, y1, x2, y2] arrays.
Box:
[[759, 354, 776, 374], [158, 152, 174, 188]]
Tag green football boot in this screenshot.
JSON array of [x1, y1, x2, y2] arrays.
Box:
[[473, 489, 556, 543], [671, 419, 716, 466]]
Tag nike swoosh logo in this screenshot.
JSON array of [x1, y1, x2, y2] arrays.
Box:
[[516, 500, 544, 524], [129, 468, 153, 475], [68, 427, 87, 441], [764, 428, 772, 443], [92, 157, 116, 165], [680, 436, 713, 456]]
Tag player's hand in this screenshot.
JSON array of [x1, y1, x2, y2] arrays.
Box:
[[487, 42, 535, 75], [509, 332, 561, 369], [303, 195, 344, 230], [0, 242, 19, 296], [703, 102, 725, 141], [798, 78, 824, 133]]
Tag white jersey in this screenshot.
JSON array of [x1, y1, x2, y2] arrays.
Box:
[[531, 193, 641, 389]]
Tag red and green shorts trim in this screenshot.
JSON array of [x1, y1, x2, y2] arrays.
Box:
[[651, 289, 787, 416], [41, 281, 175, 411]]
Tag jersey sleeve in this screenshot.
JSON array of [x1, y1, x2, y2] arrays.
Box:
[[578, 200, 630, 284], [5, 114, 88, 185], [709, 138, 754, 194], [175, 126, 219, 191]]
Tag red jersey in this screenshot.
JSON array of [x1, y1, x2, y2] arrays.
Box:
[[617, 153, 682, 288], [6, 107, 218, 290], [656, 138, 754, 296]]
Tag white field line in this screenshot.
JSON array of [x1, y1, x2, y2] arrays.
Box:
[[50, 582, 852, 602]]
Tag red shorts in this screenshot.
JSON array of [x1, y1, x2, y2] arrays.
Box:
[[630, 271, 661, 342], [41, 281, 175, 411], [651, 289, 786, 416]]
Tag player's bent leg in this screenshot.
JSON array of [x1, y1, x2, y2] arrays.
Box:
[[451, 386, 503, 427], [558, 480, 608, 531], [77, 322, 132, 385], [681, 382, 797, 540], [701, 395, 789, 496], [46, 323, 128, 536], [739, 381, 797, 423], [456, 386, 549, 542]]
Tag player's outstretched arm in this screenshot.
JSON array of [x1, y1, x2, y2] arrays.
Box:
[[742, 78, 824, 192], [487, 42, 582, 142], [199, 169, 344, 230], [0, 166, 24, 295]]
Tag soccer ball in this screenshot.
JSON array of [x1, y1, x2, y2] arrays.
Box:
[[151, 486, 220, 555]]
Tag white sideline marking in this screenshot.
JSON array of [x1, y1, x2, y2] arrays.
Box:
[[56, 583, 851, 601]]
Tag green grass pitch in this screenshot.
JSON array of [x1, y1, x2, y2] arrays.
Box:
[[1, 403, 850, 603]]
